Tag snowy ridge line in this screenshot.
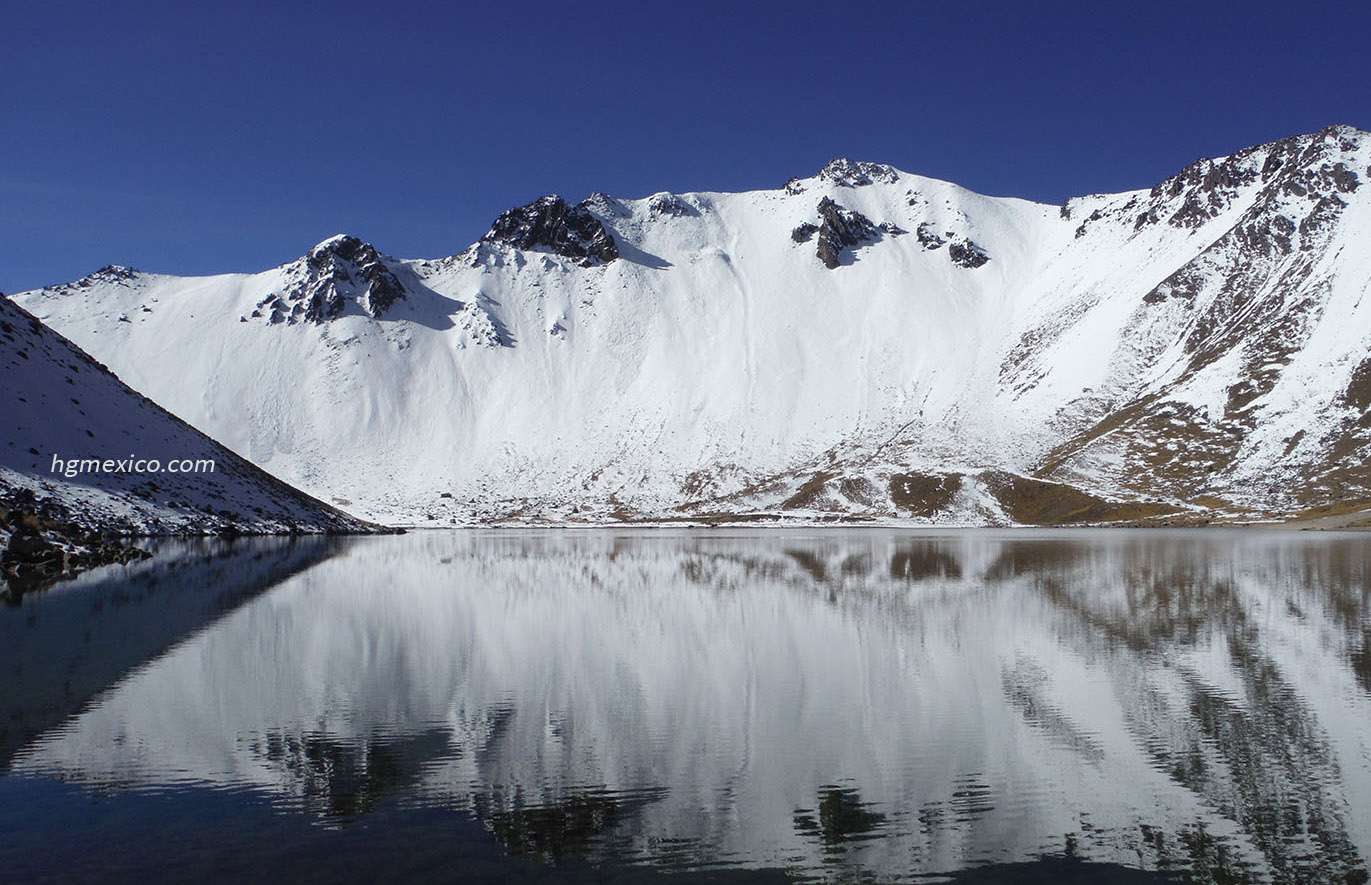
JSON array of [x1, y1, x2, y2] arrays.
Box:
[[12, 125, 1371, 527]]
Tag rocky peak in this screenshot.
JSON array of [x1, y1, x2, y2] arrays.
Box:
[[647, 192, 698, 218], [253, 235, 406, 326], [817, 158, 899, 188], [1142, 126, 1365, 231], [785, 159, 900, 194], [580, 192, 631, 218], [44, 265, 142, 295], [482, 195, 619, 266]]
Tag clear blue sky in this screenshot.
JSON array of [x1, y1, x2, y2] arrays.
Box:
[[3, 0, 1369, 293]]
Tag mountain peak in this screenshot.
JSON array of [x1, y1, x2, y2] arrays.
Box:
[[250, 235, 405, 325], [1315, 123, 1367, 147], [817, 158, 899, 187], [308, 234, 361, 256], [784, 159, 900, 195], [481, 195, 619, 267]]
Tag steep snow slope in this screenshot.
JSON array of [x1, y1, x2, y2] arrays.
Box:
[[0, 296, 371, 536], [14, 127, 1371, 525]]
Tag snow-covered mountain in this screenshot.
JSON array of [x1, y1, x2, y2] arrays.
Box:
[[0, 295, 372, 542], [13, 125, 1371, 526]]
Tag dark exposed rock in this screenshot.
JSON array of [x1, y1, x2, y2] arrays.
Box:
[[791, 222, 818, 244], [948, 238, 990, 269], [1131, 129, 1365, 238], [1234, 212, 1296, 257], [1153, 154, 1258, 203], [1170, 187, 1233, 229], [878, 222, 907, 236], [1073, 209, 1106, 239], [44, 265, 142, 296], [85, 266, 139, 289], [1297, 195, 1347, 248], [1141, 266, 1204, 306], [1330, 163, 1360, 193], [1, 530, 66, 578], [482, 195, 619, 267], [308, 236, 406, 320], [580, 192, 629, 218], [815, 197, 878, 268], [263, 236, 408, 326], [1, 499, 153, 597], [647, 193, 697, 218], [916, 223, 946, 250], [1345, 359, 1371, 412], [1259, 138, 1300, 179], [816, 158, 899, 188]]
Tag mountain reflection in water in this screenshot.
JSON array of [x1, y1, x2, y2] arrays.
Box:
[[7, 529, 1371, 884]]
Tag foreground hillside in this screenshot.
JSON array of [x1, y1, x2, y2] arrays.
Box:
[[0, 297, 374, 589], [13, 126, 1371, 526]]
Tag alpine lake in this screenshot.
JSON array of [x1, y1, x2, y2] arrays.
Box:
[[2, 528, 1369, 884]]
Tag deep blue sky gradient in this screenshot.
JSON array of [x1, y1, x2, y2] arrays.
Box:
[[4, 0, 1369, 293]]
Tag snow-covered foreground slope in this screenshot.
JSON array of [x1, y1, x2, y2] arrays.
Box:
[[0, 296, 371, 536], [14, 126, 1371, 525]]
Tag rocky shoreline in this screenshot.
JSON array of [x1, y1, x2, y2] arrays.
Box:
[[0, 487, 392, 603], [1, 489, 150, 600]]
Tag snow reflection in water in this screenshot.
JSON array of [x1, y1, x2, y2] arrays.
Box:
[[9, 529, 1371, 884]]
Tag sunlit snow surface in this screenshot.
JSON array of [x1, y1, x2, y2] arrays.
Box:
[[15, 128, 1371, 525], [8, 529, 1370, 883]]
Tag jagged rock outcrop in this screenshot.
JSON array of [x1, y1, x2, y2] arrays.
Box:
[[647, 193, 698, 218], [795, 189, 908, 267], [784, 159, 898, 194], [815, 197, 879, 268], [815, 158, 899, 188], [948, 238, 990, 268], [916, 223, 946, 249], [254, 236, 407, 325], [1062, 125, 1366, 242], [482, 195, 619, 266]]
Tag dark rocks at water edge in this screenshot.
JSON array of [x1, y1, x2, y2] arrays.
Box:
[[1, 491, 151, 600], [482, 196, 620, 266]]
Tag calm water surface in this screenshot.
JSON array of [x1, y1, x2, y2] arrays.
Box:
[[2, 529, 1369, 884]]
